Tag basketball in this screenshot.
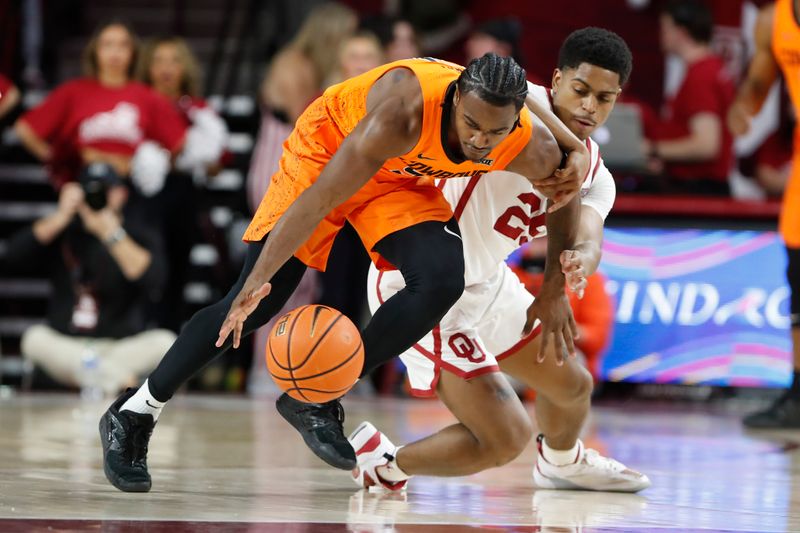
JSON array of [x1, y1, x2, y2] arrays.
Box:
[[266, 304, 364, 403]]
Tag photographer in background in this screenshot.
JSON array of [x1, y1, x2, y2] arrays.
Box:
[[4, 163, 175, 395]]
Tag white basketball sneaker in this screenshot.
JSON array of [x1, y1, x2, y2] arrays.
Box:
[[533, 435, 651, 493], [348, 422, 409, 492]]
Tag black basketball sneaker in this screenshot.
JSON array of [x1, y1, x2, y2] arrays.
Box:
[[276, 393, 356, 470], [743, 392, 800, 429], [99, 389, 156, 492]]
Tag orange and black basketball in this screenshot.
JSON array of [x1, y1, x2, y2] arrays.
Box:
[[266, 304, 364, 403]]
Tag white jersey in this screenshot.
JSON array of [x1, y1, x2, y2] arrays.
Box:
[[443, 82, 616, 286]]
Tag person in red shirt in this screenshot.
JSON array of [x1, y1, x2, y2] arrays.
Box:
[[14, 21, 186, 191], [643, 0, 735, 196], [0, 73, 20, 121], [138, 36, 228, 177]]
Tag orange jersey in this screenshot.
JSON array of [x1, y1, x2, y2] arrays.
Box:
[[773, 0, 800, 246], [244, 58, 533, 270], [323, 58, 532, 179]]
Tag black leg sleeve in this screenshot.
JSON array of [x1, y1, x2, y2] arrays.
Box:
[[359, 219, 465, 376], [148, 240, 307, 401], [788, 246, 800, 328]]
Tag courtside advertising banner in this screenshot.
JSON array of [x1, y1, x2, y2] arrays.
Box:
[[599, 228, 791, 387]]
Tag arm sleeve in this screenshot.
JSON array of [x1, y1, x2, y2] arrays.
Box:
[[581, 160, 616, 220], [19, 82, 73, 140], [145, 91, 187, 153]]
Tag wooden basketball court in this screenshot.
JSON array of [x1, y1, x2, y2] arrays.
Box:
[[1, 393, 798, 532]]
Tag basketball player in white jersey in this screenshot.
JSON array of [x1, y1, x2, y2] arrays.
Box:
[[352, 28, 650, 493]]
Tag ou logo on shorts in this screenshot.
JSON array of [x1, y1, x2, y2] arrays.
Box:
[[448, 333, 486, 363]]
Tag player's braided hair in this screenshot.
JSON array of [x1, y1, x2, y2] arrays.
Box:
[[456, 53, 528, 111]]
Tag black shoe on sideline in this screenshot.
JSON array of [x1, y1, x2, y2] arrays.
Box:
[[743, 392, 800, 429], [99, 389, 156, 492], [276, 393, 356, 470]]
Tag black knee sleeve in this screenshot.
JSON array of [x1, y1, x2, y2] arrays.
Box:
[[402, 220, 465, 309], [360, 218, 465, 375]]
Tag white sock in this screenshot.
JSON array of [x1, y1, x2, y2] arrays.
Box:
[[376, 445, 410, 482], [120, 379, 165, 421], [542, 438, 582, 466]]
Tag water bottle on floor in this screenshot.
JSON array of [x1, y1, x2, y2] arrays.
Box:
[[80, 345, 104, 401]]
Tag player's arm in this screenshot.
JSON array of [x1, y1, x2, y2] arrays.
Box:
[[561, 206, 604, 298], [728, 4, 779, 135], [217, 70, 422, 348], [524, 89, 590, 207], [562, 160, 615, 298], [509, 120, 580, 361]]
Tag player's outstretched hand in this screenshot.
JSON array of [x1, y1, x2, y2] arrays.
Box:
[[560, 249, 587, 299], [524, 286, 578, 366], [216, 277, 272, 349]]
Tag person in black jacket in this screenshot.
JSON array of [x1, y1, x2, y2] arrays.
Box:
[[6, 164, 175, 394]]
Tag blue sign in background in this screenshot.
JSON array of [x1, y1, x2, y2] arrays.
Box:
[[598, 228, 791, 387]]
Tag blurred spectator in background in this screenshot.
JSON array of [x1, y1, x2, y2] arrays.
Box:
[[464, 18, 523, 65], [511, 238, 614, 380], [247, 2, 357, 213], [255, 2, 357, 137], [138, 36, 229, 331], [642, 0, 735, 196], [245, 3, 357, 394], [5, 165, 174, 395], [0, 73, 20, 121], [13, 21, 186, 195], [331, 30, 385, 84], [361, 15, 420, 62], [139, 36, 228, 179]]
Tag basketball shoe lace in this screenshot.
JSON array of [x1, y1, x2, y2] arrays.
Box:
[[296, 400, 346, 435], [128, 417, 153, 468], [581, 448, 627, 473]]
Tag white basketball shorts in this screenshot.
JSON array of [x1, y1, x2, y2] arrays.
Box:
[[367, 263, 540, 397]]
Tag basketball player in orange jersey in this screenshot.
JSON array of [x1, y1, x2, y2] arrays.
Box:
[[729, 0, 800, 428], [356, 28, 649, 492], [99, 53, 591, 492]]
